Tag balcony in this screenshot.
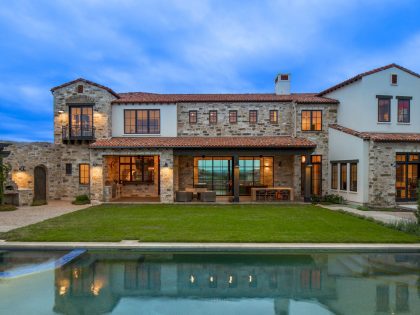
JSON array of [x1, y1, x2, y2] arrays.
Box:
[[62, 125, 95, 142]]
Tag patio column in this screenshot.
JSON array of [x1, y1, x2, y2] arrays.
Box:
[[233, 154, 240, 202], [303, 155, 312, 202]]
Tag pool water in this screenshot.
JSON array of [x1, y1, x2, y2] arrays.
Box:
[[0, 250, 419, 314]]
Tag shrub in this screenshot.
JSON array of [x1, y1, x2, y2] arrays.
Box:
[[323, 194, 345, 204], [357, 205, 370, 211], [0, 204, 17, 211], [31, 200, 47, 206], [72, 194, 90, 205]]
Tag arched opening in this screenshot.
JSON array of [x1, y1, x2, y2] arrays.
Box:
[[34, 165, 47, 202]]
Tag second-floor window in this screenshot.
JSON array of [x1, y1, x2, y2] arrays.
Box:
[[301, 110, 322, 131], [377, 97, 391, 122], [249, 110, 258, 124], [269, 110, 278, 124], [229, 110, 237, 124], [209, 110, 217, 124], [189, 110, 197, 124], [124, 109, 160, 134], [69, 105, 93, 137], [397, 97, 410, 123]]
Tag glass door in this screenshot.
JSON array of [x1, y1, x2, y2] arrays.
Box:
[[396, 153, 419, 201]]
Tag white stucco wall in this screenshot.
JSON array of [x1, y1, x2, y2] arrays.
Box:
[[112, 104, 177, 137], [325, 66, 420, 132], [328, 128, 369, 203]]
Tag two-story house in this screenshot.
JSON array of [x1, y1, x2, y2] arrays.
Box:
[[3, 63, 419, 207], [324, 64, 420, 207]]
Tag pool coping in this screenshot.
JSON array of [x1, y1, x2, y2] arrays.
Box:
[[1, 241, 420, 252]]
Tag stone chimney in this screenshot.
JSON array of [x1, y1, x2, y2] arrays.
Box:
[[275, 73, 291, 95]]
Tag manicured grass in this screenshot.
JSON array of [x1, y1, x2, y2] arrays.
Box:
[[1, 204, 419, 243]]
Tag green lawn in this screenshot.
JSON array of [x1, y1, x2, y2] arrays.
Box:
[[1, 204, 419, 243]]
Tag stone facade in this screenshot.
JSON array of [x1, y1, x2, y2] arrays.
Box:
[[367, 141, 420, 207]]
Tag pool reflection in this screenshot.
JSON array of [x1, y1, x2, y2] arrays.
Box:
[[53, 252, 420, 314]]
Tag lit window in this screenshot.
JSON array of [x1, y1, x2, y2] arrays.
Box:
[[397, 98, 410, 123], [229, 110, 237, 124], [189, 111, 197, 124], [124, 109, 160, 134], [79, 164, 90, 185], [377, 97, 391, 122], [331, 163, 338, 189], [270, 110, 278, 124], [119, 156, 155, 183], [249, 110, 258, 124], [209, 110, 217, 124], [301, 110, 322, 131], [350, 163, 357, 192]]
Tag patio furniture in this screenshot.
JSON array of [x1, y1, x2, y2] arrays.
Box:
[[251, 187, 294, 202], [175, 191, 193, 202], [199, 191, 216, 202]]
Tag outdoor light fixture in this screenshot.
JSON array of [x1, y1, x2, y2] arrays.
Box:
[[58, 110, 64, 114], [164, 162, 169, 168], [301, 156, 306, 164], [92, 162, 98, 167], [18, 166, 25, 171]]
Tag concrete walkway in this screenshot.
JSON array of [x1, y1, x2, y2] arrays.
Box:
[[320, 204, 417, 224], [0, 200, 91, 232]]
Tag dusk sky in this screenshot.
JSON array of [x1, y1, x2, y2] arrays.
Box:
[[1, 0, 419, 142]]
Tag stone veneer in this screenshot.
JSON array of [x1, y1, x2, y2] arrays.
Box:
[[367, 141, 420, 207]]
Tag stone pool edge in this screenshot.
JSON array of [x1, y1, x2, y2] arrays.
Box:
[[0, 241, 420, 252]]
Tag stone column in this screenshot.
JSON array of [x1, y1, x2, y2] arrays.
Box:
[[90, 151, 104, 203], [160, 149, 174, 203]]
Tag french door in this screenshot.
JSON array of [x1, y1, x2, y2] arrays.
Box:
[[396, 153, 419, 201]]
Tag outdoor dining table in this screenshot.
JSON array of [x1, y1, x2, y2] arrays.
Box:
[[250, 187, 294, 201]]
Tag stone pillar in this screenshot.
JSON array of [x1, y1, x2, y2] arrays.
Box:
[[90, 151, 104, 203], [160, 149, 174, 203]]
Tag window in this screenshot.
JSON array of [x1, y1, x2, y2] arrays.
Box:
[[350, 163, 357, 192], [331, 163, 338, 189], [391, 74, 398, 85], [340, 163, 347, 190], [239, 157, 274, 195], [69, 105, 93, 137], [119, 156, 155, 183], [209, 110, 217, 124], [79, 164, 90, 185], [249, 110, 258, 124], [269, 110, 278, 124], [397, 97, 411, 123], [280, 74, 289, 80], [124, 110, 160, 134], [229, 110, 237, 124], [311, 155, 322, 196], [301, 110, 322, 131], [396, 153, 419, 201], [376, 285, 390, 313], [189, 110, 197, 124], [77, 85, 83, 93], [194, 157, 233, 195], [396, 283, 409, 312], [377, 96, 391, 122], [65, 163, 72, 175]]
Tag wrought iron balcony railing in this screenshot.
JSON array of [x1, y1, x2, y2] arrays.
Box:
[[62, 125, 95, 141]]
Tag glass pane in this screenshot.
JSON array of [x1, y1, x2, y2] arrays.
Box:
[[81, 107, 93, 136], [395, 164, 406, 199], [407, 164, 418, 199], [71, 107, 81, 136], [120, 164, 131, 182], [378, 99, 390, 122], [125, 110, 136, 133], [301, 111, 311, 131], [136, 110, 148, 133], [143, 157, 155, 182], [149, 110, 160, 134]]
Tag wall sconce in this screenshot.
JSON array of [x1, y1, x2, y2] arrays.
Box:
[[301, 156, 306, 164], [92, 162, 98, 167], [278, 161, 282, 167], [58, 110, 64, 114], [164, 162, 169, 168], [18, 166, 25, 171]]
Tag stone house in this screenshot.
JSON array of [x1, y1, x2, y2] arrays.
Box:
[[2, 64, 420, 207]]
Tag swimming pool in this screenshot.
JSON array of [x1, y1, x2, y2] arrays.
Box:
[[1, 250, 419, 314]]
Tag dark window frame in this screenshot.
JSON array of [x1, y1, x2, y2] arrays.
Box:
[[68, 104, 94, 137], [269, 110, 279, 124], [189, 110, 197, 124], [65, 163, 72, 176], [391, 74, 398, 85], [350, 163, 357, 192], [209, 110, 218, 124], [377, 95, 392, 122], [124, 109, 161, 134], [79, 163, 90, 185], [119, 156, 155, 184], [397, 97, 411, 123], [249, 110, 258, 124], [229, 110, 238, 124], [77, 85, 84, 93], [340, 163, 347, 191], [301, 110, 322, 131]]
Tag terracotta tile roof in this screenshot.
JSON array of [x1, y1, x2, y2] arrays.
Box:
[[51, 78, 120, 98], [90, 136, 316, 149], [319, 63, 420, 96], [112, 92, 338, 104], [330, 124, 420, 142]]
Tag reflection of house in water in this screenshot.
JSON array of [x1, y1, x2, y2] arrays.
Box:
[[53, 252, 420, 315]]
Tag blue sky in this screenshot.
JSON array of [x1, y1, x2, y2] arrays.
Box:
[[0, 0, 419, 142]]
